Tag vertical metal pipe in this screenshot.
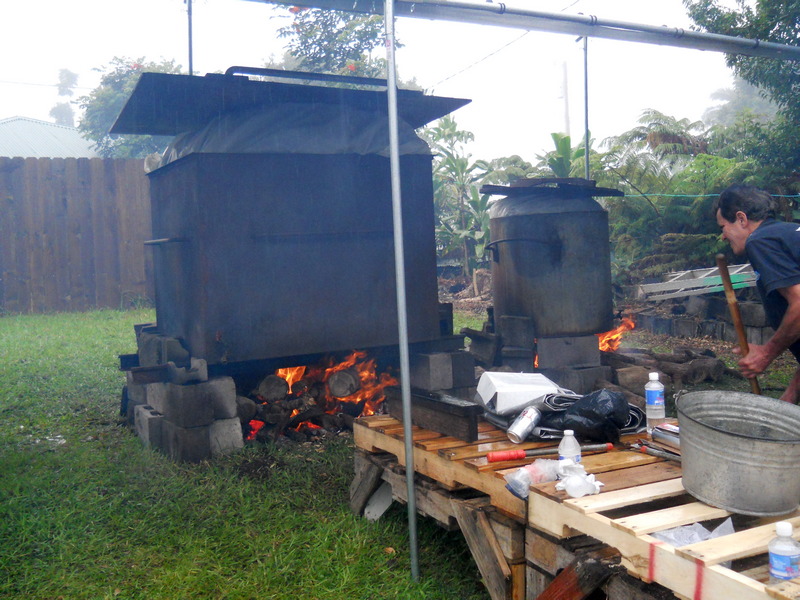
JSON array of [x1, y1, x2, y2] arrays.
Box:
[[583, 36, 590, 180], [384, 0, 420, 582], [187, 0, 194, 75]]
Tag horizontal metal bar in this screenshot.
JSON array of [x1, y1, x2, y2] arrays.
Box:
[[248, 0, 800, 61], [224, 66, 388, 88]]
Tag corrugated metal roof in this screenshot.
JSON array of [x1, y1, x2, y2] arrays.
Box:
[[0, 117, 100, 158]]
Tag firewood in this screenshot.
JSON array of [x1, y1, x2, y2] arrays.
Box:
[[254, 374, 289, 402], [236, 395, 258, 424], [328, 368, 361, 398]]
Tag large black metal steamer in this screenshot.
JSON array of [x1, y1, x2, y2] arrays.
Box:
[[112, 68, 470, 375], [483, 178, 623, 339]]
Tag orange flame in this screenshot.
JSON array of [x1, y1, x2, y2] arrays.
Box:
[[276, 365, 307, 389], [321, 351, 397, 417], [596, 317, 636, 352]]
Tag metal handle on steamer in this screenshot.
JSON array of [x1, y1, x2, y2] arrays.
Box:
[[485, 237, 561, 262]]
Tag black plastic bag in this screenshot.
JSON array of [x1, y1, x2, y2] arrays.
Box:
[[539, 388, 629, 443]]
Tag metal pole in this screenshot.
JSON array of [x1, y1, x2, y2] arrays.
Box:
[[253, 0, 800, 61], [384, 0, 420, 582], [583, 36, 589, 181], [187, 0, 194, 75]]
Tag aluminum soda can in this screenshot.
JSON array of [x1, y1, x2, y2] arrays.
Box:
[[507, 405, 542, 444]]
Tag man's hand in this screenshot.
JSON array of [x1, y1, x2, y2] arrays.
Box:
[[734, 343, 777, 378]]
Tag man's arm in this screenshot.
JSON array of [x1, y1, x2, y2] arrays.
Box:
[[738, 282, 800, 377]]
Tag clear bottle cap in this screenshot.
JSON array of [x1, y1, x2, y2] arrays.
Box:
[[563, 429, 574, 436], [776, 521, 793, 537], [649, 372, 659, 381]]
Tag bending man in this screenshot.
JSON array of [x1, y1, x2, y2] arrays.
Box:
[[714, 184, 800, 403]]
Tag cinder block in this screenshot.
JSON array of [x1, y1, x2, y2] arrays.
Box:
[[124, 386, 147, 428], [142, 382, 169, 414], [161, 420, 211, 463], [134, 404, 164, 448], [672, 318, 698, 339], [136, 331, 163, 367], [685, 295, 709, 317], [537, 366, 612, 395], [206, 376, 238, 419], [409, 352, 475, 391], [209, 418, 244, 457], [738, 302, 767, 327], [168, 357, 208, 384], [698, 320, 724, 338], [497, 315, 536, 348], [536, 336, 600, 369], [500, 347, 535, 372], [160, 383, 215, 428], [125, 372, 147, 404]]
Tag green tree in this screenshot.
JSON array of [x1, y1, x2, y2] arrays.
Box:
[[50, 69, 78, 127], [702, 77, 778, 127], [276, 7, 388, 78], [683, 0, 800, 183], [536, 132, 585, 178], [78, 57, 183, 158], [426, 116, 491, 282]]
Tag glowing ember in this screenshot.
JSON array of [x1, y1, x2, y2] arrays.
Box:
[[596, 317, 636, 352], [246, 419, 266, 441]]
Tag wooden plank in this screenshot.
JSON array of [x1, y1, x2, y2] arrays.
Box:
[[379, 464, 461, 530], [415, 428, 508, 452], [355, 415, 400, 429], [354, 420, 526, 519], [532, 462, 683, 502], [610, 502, 730, 536], [528, 494, 769, 600], [677, 515, 800, 566], [349, 450, 385, 515], [451, 498, 512, 600], [487, 509, 526, 563], [580, 450, 662, 474], [536, 546, 621, 600], [439, 439, 557, 461], [766, 580, 800, 600], [567, 478, 687, 515]]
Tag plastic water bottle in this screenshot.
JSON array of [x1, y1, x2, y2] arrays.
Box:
[[645, 372, 666, 434], [769, 521, 800, 583], [558, 429, 582, 463]]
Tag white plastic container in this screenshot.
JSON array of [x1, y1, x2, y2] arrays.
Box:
[[769, 521, 800, 583], [558, 429, 581, 463], [645, 372, 666, 434]]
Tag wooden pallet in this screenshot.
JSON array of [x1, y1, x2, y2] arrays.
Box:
[[529, 464, 800, 600], [636, 263, 755, 301], [353, 416, 672, 599]]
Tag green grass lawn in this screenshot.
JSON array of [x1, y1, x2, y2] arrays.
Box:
[[0, 310, 487, 600]]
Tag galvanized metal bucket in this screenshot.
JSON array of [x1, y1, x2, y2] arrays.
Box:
[[678, 390, 800, 516]]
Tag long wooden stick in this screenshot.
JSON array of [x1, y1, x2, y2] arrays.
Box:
[[716, 254, 761, 394]]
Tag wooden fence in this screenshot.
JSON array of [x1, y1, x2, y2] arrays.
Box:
[[0, 157, 153, 314]]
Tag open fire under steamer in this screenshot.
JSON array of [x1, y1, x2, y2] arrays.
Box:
[[114, 69, 623, 461]]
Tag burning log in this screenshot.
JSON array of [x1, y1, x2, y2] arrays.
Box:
[[327, 368, 361, 398], [254, 374, 289, 402]]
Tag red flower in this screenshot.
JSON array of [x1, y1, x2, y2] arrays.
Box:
[[347, 64, 356, 72]]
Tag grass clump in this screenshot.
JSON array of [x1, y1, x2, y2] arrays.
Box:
[[0, 310, 487, 599]]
